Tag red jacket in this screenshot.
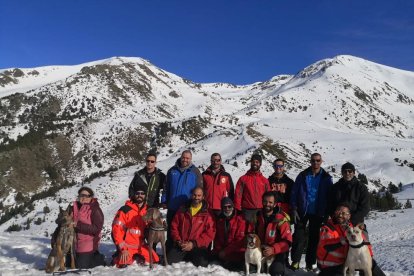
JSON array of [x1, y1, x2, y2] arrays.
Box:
[[256, 208, 292, 255], [202, 166, 234, 211], [111, 200, 147, 252], [213, 211, 246, 260], [317, 220, 373, 268], [170, 200, 216, 248], [234, 170, 270, 210]]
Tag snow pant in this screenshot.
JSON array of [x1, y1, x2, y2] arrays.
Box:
[[112, 245, 159, 267], [167, 246, 210, 267], [76, 250, 106, 269], [291, 214, 323, 267]]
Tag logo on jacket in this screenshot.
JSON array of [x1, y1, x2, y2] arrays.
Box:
[[269, 230, 276, 237], [221, 177, 227, 184]]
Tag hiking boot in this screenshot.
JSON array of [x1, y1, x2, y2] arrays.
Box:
[[290, 262, 299, 271]]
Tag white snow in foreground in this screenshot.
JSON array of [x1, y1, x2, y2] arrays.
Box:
[[0, 186, 413, 276]]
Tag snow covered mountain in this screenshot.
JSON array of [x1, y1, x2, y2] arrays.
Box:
[[0, 55, 413, 225]]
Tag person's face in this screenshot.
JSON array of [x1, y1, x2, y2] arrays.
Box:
[[192, 188, 204, 205], [222, 204, 234, 217], [262, 196, 276, 214], [310, 155, 322, 170], [250, 159, 261, 171], [210, 155, 221, 170], [145, 156, 156, 170], [342, 169, 355, 182], [333, 206, 351, 225], [181, 152, 192, 167], [78, 191, 92, 204], [133, 190, 146, 204], [273, 161, 284, 175]]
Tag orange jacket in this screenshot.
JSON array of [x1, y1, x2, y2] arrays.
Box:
[[317, 220, 373, 268], [111, 200, 147, 252]]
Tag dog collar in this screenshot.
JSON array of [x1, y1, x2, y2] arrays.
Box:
[[349, 241, 371, 248]]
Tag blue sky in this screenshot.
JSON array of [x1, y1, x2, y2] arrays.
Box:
[[1, 0, 413, 84]]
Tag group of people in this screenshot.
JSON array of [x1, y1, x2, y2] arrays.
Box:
[[60, 150, 385, 276]]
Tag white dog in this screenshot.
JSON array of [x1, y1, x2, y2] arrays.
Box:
[[244, 233, 274, 275], [343, 223, 372, 276]]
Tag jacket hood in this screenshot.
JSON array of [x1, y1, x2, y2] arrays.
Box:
[[138, 167, 163, 174], [205, 165, 225, 173], [246, 169, 263, 176]]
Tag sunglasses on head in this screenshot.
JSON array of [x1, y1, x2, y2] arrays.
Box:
[[78, 194, 91, 198], [146, 160, 155, 163]]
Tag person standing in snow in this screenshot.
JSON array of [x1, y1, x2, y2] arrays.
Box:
[[71, 186, 106, 268], [234, 153, 271, 227], [128, 152, 166, 208], [268, 158, 294, 214], [202, 153, 234, 216], [328, 162, 370, 227], [290, 153, 333, 272], [162, 149, 203, 251]]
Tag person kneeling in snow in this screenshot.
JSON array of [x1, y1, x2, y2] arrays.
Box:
[[317, 202, 385, 276], [111, 183, 159, 268], [167, 187, 215, 267]]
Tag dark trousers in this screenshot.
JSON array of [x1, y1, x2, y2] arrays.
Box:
[[291, 214, 323, 267], [75, 251, 106, 269], [166, 209, 176, 253], [167, 246, 209, 267], [268, 252, 287, 276], [319, 259, 385, 276]]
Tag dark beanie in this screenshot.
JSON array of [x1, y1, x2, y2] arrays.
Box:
[[129, 182, 148, 198], [221, 197, 234, 208], [251, 154, 262, 164], [341, 162, 355, 172]]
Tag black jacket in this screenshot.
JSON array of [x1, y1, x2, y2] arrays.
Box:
[[268, 173, 294, 204], [128, 168, 166, 207], [328, 177, 370, 225]]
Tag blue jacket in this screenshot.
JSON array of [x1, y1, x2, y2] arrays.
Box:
[[162, 159, 203, 211], [290, 167, 332, 218]]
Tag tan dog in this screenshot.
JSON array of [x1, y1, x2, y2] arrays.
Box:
[[343, 223, 372, 276], [45, 206, 76, 273], [143, 208, 168, 269], [244, 233, 274, 275]]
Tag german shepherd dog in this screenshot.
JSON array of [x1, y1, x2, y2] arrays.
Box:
[[142, 208, 168, 269], [45, 205, 76, 273]]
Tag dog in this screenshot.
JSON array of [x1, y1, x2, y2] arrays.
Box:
[[143, 207, 168, 269], [343, 223, 372, 276], [45, 206, 76, 273], [244, 233, 274, 275]]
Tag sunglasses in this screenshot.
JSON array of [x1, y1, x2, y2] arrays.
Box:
[[78, 194, 91, 198], [211, 158, 221, 162], [273, 164, 284, 169], [335, 210, 350, 216], [222, 205, 233, 209], [146, 160, 156, 163], [311, 159, 321, 163], [135, 191, 146, 196], [342, 169, 354, 174]]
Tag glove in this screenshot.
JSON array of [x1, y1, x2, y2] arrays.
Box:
[[291, 209, 300, 224]]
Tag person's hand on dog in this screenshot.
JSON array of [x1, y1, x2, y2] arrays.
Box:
[[340, 237, 347, 245], [120, 250, 130, 263], [262, 245, 275, 257]]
